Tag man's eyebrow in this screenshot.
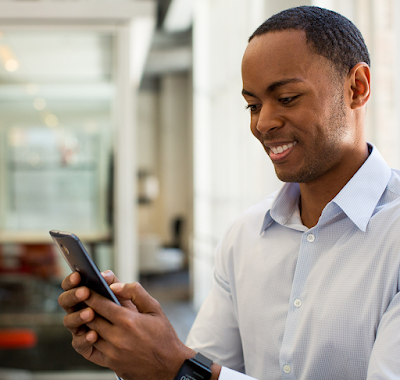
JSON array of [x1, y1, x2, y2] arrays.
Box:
[[267, 78, 303, 92], [242, 78, 304, 97], [242, 89, 255, 97]]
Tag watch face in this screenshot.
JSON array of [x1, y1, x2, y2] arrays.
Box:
[[175, 359, 212, 380]]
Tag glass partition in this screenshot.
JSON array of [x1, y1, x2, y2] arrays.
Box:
[[0, 30, 114, 238], [0, 28, 116, 373]]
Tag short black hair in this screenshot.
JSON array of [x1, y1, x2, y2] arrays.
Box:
[[249, 6, 370, 78]]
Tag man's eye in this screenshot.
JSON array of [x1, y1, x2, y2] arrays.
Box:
[[279, 95, 299, 105], [245, 104, 259, 112]]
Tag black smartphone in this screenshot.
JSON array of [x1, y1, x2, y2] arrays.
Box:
[[49, 230, 121, 306]]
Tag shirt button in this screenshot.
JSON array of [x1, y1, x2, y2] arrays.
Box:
[[294, 299, 302, 308], [283, 365, 291, 373], [307, 233, 315, 242]]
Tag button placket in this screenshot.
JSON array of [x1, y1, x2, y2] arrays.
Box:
[[280, 230, 318, 379]]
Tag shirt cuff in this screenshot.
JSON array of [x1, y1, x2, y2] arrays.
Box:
[[117, 367, 256, 380], [117, 367, 255, 380], [219, 367, 257, 379]]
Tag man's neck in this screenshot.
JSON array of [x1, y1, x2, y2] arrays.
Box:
[[298, 187, 333, 229], [298, 145, 370, 229]]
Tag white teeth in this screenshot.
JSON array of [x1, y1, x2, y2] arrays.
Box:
[[270, 141, 296, 154]]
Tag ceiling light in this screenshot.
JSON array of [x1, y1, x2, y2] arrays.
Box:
[[0, 45, 19, 72], [4, 59, 19, 72]]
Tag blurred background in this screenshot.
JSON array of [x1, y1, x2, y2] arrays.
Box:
[[0, 0, 398, 378]]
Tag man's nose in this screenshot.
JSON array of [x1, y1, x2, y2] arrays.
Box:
[[256, 104, 283, 133]]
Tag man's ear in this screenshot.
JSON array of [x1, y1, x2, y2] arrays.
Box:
[[348, 62, 371, 109]]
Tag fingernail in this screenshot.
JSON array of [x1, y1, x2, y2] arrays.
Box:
[[110, 282, 123, 291], [81, 309, 90, 321], [86, 331, 96, 342], [76, 288, 86, 300], [71, 272, 79, 282]]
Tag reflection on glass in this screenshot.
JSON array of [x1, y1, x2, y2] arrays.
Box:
[[0, 30, 115, 236], [6, 125, 106, 232]]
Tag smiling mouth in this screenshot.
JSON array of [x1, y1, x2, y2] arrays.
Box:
[[269, 141, 297, 154]]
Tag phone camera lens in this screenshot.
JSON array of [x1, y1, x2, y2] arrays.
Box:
[[61, 244, 69, 255]]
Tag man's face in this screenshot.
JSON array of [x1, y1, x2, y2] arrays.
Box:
[[242, 30, 355, 184]]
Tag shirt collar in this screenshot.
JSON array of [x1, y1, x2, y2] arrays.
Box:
[[261, 182, 301, 234], [260, 143, 392, 234], [331, 143, 392, 232]]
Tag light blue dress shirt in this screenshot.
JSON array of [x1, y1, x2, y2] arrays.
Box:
[[186, 144, 400, 380]]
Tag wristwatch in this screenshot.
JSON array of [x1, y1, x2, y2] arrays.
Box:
[[174, 352, 213, 380]]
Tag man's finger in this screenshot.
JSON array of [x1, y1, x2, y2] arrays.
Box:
[[63, 307, 95, 334], [110, 282, 161, 314], [83, 289, 122, 323], [101, 270, 120, 286], [101, 272, 138, 309], [71, 330, 99, 356], [58, 286, 90, 314], [61, 271, 81, 291], [86, 313, 113, 340]]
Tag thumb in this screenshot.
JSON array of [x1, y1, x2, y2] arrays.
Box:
[[101, 270, 120, 286], [110, 282, 161, 314]]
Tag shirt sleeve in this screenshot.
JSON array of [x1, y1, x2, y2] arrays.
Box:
[[186, 238, 247, 374], [367, 290, 400, 378], [219, 367, 257, 379]]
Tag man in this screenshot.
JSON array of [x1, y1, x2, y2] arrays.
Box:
[[59, 6, 400, 380]]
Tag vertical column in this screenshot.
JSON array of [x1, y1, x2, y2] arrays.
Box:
[[371, 0, 397, 166], [159, 73, 192, 250], [192, 0, 213, 309], [114, 24, 137, 283], [394, 0, 400, 167]]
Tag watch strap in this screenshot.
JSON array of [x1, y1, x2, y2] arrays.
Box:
[[174, 352, 213, 380], [193, 352, 213, 369]]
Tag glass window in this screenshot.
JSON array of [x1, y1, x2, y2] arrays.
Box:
[[0, 29, 116, 373], [0, 30, 114, 236]]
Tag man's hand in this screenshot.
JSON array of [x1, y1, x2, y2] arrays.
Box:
[[58, 271, 196, 380], [89, 281, 195, 380], [58, 270, 123, 366]]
